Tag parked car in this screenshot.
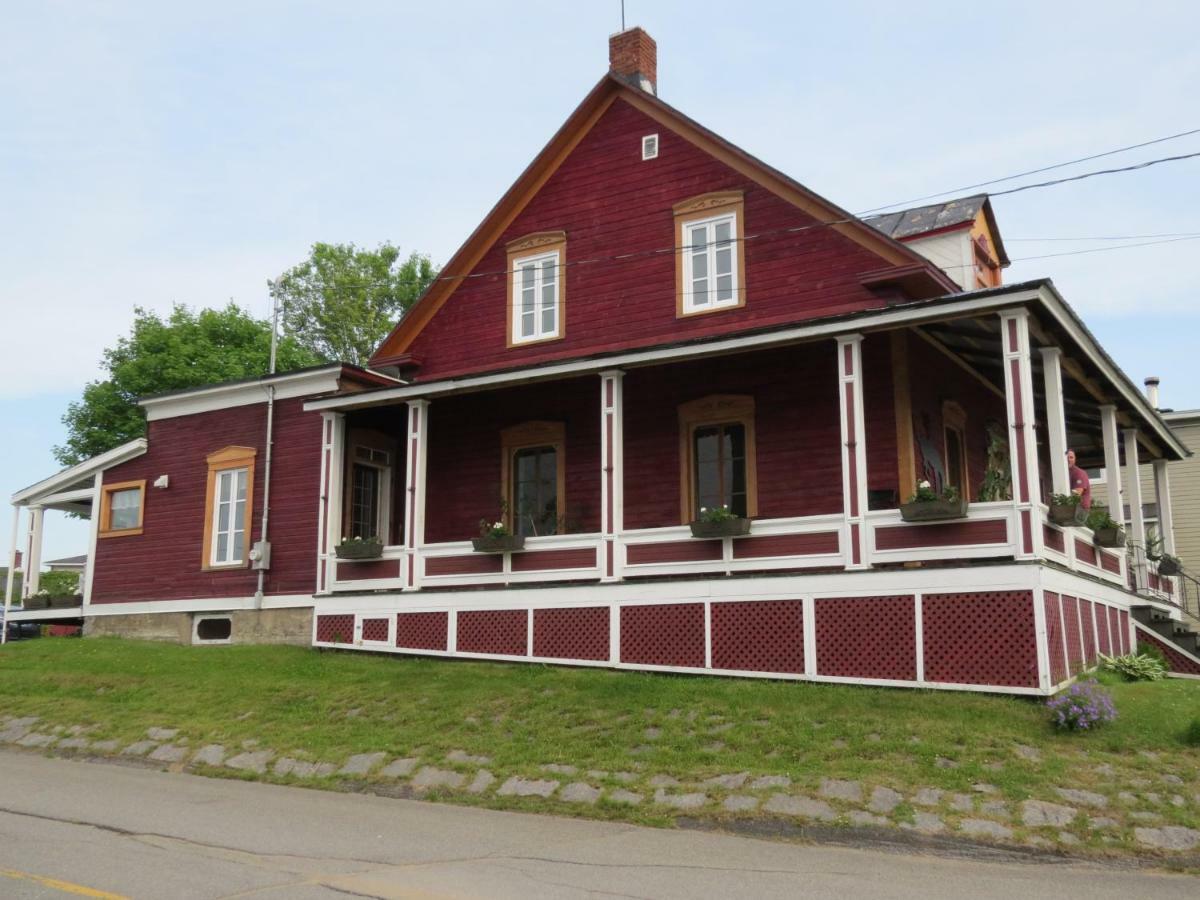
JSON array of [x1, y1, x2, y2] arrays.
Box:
[[0, 610, 41, 641]]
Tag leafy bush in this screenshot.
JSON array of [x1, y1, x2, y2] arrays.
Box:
[[1183, 718, 1200, 747], [1101, 652, 1167, 682], [1047, 680, 1117, 731], [1137, 642, 1168, 666], [37, 570, 80, 599]]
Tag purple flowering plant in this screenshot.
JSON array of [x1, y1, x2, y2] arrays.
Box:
[[1046, 679, 1117, 731]]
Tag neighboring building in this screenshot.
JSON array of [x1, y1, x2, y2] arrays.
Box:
[[1162, 409, 1200, 574], [45, 555, 87, 573], [5, 28, 1196, 682]]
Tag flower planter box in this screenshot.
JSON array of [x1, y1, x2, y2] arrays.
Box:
[[899, 497, 969, 523], [689, 518, 752, 539], [1048, 503, 1087, 527], [1156, 557, 1181, 576], [334, 541, 384, 560], [21, 597, 48, 610], [49, 596, 82, 609], [1092, 527, 1126, 548], [472, 534, 526, 553]]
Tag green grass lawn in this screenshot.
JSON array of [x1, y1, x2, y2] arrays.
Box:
[[1, 638, 1198, 854]]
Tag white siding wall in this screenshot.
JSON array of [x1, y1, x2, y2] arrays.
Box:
[[904, 232, 971, 289]]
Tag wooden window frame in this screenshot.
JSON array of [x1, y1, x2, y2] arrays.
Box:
[[500, 421, 565, 535], [202, 446, 256, 571], [674, 191, 746, 318], [506, 231, 566, 348], [678, 395, 758, 523], [942, 400, 970, 497], [98, 479, 146, 539]]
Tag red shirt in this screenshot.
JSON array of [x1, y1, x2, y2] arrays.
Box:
[[1069, 465, 1092, 510]]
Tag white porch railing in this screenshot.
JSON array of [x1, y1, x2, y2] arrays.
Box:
[[1039, 504, 1127, 588], [865, 501, 1015, 567]]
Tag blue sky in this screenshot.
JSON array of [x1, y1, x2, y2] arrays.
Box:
[[2, 0, 1198, 562]]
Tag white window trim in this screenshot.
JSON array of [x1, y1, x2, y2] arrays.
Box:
[[511, 249, 561, 344], [210, 467, 249, 567], [349, 449, 392, 542], [642, 133, 659, 160], [681, 212, 740, 315]]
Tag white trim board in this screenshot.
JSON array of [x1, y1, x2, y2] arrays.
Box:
[[2, 593, 317, 621], [12, 439, 148, 505]]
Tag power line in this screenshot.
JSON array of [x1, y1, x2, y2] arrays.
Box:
[[987, 151, 1200, 197], [998, 233, 1200, 264], [859, 126, 1200, 213], [1007, 232, 1200, 242]]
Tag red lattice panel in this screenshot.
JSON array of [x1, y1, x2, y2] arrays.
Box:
[[1096, 603, 1112, 655], [619, 603, 705, 668], [1080, 599, 1097, 666], [1109, 607, 1123, 654], [1138, 629, 1200, 676], [457, 609, 527, 656], [316, 614, 354, 644], [396, 611, 448, 651], [1118, 610, 1130, 654], [814, 596, 916, 681], [711, 600, 805, 674], [922, 591, 1038, 687], [533, 606, 609, 660], [361, 617, 389, 643], [1043, 592, 1068, 685], [1061, 595, 1084, 675]]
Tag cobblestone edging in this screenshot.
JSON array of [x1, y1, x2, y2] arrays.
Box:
[[3, 715, 1199, 857]]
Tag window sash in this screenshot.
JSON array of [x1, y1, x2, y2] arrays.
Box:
[[512, 445, 559, 537], [211, 467, 248, 565], [512, 251, 560, 342], [683, 213, 738, 312], [693, 423, 748, 517], [108, 488, 142, 531], [350, 463, 382, 540]]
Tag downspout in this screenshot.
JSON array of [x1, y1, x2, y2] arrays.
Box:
[[253, 298, 280, 609]]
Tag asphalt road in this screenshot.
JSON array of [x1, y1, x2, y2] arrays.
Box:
[[0, 750, 1195, 899]]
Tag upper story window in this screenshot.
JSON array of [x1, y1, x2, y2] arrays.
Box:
[[99, 479, 146, 538], [678, 395, 758, 523], [506, 231, 566, 347], [674, 191, 745, 318], [202, 446, 256, 569]]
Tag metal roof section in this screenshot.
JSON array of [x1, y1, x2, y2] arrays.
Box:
[[867, 195, 988, 240]]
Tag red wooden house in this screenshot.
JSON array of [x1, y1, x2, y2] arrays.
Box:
[[7, 29, 1196, 690]]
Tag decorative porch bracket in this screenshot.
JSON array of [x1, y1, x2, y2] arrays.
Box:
[[999, 309, 1042, 560], [599, 370, 625, 582], [837, 334, 869, 570], [1124, 427, 1147, 591], [404, 400, 431, 591]]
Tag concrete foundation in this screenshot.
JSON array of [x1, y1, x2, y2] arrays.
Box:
[[83, 607, 313, 646]]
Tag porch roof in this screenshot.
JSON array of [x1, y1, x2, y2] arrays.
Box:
[[304, 280, 1189, 462], [10, 438, 148, 509]]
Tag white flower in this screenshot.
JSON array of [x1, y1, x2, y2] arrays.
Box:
[[493, 521, 503, 530], [700, 507, 707, 513], [919, 480, 931, 490]]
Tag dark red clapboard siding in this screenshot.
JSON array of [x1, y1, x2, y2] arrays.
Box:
[[91, 398, 321, 603], [625, 540, 722, 565], [424, 554, 504, 576], [335, 558, 401, 581], [1074, 539, 1098, 566], [731, 532, 840, 559], [1043, 526, 1066, 552], [405, 98, 905, 382], [874, 518, 1007, 551], [1099, 551, 1121, 574], [510, 547, 598, 571]]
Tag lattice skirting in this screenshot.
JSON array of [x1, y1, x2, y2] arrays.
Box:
[[312, 585, 1138, 695]]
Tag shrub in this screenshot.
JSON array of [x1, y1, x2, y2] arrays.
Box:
[[1047, 680, 1117, 731], [1137, 641, 1168, 667], [1183, 718, 1200, 747], [38, 570, 80, 599], [1101, 652, 1167, 682]]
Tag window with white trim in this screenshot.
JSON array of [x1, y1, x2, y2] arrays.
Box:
[[211, 467, 249, 566], [349, 445, 391, 541], [512, 250, 561, 343], [683, 214, 738, 313]]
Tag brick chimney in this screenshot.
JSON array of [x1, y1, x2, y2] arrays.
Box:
[[609, 27, 657, 95]]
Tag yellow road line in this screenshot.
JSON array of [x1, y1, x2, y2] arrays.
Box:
[[0, 866, 129, 899]]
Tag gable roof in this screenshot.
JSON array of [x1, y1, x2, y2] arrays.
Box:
[[868, 194, 1010, 266], [370, 74, 958, 367]]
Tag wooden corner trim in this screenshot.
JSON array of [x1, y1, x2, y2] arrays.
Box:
[[677, 394, 758, 523], [98, 478, 147, 538]]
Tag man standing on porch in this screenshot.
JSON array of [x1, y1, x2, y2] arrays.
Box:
[[1066, 449, 1092, 510]]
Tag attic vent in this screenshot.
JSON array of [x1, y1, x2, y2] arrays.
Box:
[[642, 134, 659, 160]]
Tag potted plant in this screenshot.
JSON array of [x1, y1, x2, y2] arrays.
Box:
[[1048, 492, 1087, 527], [899, 481, 968, 522], [689, 505, 752, 538], [472, 519, 525, 553], [1086, 506, 1125, 548], [334, 536, 384, 560], [1156, 554, 1181, 576]]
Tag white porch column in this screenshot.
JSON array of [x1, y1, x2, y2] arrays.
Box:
[[1123, 428, 1147, 590], [403, 400, 430, 591], [599, 370, 625, 582], [1039, 347, 1069, 495], [1152, 459, 1177, 558], [1099, 405, 1123, 519], [837, 334, 868, 569], [2, 504, 19, 645], [318, 412, 345, 594], [81, 474, 103, 608], [999, 309, 1042, 559], [21, 506, 44, 600]]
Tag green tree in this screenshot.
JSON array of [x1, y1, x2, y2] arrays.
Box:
[[55, 304, 322, 466], [269, 242, 437, 366]]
